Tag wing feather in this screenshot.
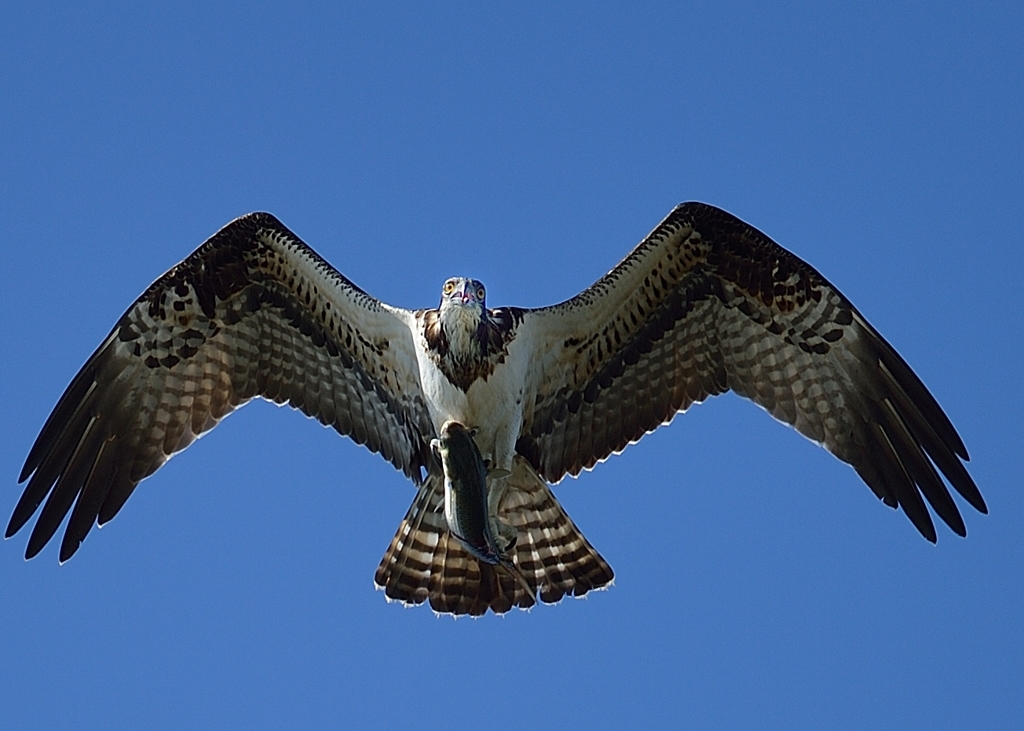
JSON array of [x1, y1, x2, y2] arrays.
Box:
[[10, 212, 433, 561], [517, 202, 984, 540]]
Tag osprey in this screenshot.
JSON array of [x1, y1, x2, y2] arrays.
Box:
[[9, 203, 985, 616]]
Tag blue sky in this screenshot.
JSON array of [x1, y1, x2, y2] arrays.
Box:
[[1, 3, 1021, 729]]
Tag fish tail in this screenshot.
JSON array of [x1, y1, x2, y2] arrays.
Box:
[[497, 555, 536, 598]]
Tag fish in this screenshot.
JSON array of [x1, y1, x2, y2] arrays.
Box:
[[432, 421, 532, 594], [432, 421, 507, 563]]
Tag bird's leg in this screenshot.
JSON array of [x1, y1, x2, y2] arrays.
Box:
[[484, 464, 517, 553], [474, 424, 519, 555]]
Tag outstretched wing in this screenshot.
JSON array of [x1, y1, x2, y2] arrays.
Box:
[[10, 213, 434, 561], [515, 202, 985, 541]]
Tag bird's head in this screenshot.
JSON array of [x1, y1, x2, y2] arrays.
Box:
[[439, 277, 488, 319], [432, 277, 494, 362]]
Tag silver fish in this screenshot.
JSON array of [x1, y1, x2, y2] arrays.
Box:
[[431, 421, 534, 598], [432, 421, 508, 564], [430, 421, 536, 597], [428, 421, 536, 597]]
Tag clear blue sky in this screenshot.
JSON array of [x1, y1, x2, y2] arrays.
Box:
[[1, 3, 1021, 729]]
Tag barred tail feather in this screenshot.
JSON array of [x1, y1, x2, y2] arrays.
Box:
[[500, 456, 614, 604], [373, 474, 441, 608], [374, 456, 613, 616]]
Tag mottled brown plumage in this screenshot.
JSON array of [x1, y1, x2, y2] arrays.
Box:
[[514, 204, 984, 542], [11, 213, 434, 562], [420, 308, 521, 391], [10, 202, 984, 616]]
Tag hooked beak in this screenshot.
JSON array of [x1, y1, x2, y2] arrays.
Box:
[[453, 283, 475, 305]]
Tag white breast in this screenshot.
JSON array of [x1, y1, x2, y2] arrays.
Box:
[[414, 327, 535, 471]]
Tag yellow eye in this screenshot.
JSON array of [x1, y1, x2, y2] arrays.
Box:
[[476, 287, 486, 300], [443, 281, 455, 295]]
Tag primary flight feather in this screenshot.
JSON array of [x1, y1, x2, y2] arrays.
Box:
[[9, 202, 985, 616]]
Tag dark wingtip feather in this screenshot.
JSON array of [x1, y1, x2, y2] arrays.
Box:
[[60, 447, 119, 563], [18, 462, 34, 485], [866, 420, 938, 542], [7, 470, 59, 540], [19, 355, 105, 485], [25, 527, 51, 560], [870, 326, 970, 462], [59, 537, 82, 563], [958, 474, 987, 515]]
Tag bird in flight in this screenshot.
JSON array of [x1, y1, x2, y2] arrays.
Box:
[[8, 202, 985, 616]]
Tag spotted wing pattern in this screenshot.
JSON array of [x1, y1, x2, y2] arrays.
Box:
[[375, 455, 613, 616], [517, 202, 985, 541], [9, 213, 434, 561]]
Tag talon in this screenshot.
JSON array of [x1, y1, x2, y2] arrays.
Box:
[[493, 518, 518, 553]]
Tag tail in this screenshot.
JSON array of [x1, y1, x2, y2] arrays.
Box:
[[374, 455, 614, 616]]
